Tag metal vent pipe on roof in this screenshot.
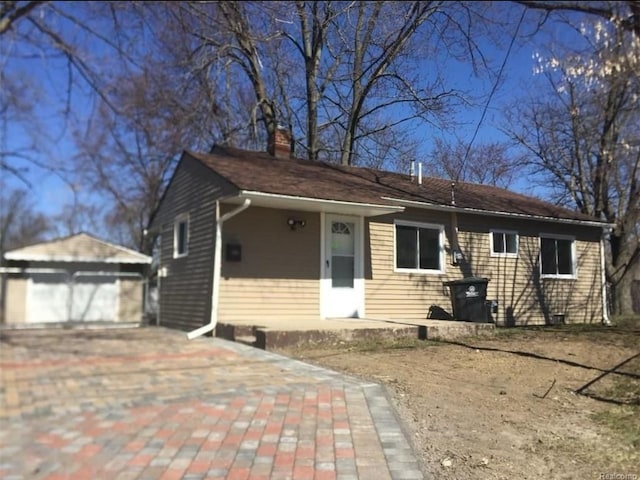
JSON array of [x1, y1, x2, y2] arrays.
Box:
[[418, 162, 422, 185]]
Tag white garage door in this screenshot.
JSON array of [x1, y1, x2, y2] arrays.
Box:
[[26, 274, 118, 323], [27, 274, 70, 323], [71, 276, 118, 321]]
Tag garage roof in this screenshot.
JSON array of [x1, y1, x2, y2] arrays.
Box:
[[4, 233, 152, 264]]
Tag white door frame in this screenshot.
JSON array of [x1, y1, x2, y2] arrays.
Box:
[[320, 212, 365, 318]]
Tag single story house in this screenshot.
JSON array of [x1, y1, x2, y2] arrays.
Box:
[[0, 233, 151, 325], [148, 131, 610, 334]]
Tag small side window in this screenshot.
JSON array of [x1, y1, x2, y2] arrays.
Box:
[[491, 231, 518, 257], [394, 221, 444, 274], [540, 235, 575, 278], [174, 215, 189, 258]]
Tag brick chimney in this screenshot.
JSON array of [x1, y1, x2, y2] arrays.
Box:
[[267, 126, 293, 159]]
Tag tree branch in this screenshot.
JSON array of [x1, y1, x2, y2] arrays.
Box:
[[0, 0, 45, 35]]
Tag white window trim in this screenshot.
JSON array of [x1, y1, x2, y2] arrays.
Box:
[[393, 220, 445, 275], [490, 229, 519, 258], [173, 214, 190, 259], [539, 233, 577, 279]]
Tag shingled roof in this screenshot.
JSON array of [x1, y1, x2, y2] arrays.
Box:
[[187, 147, 603, 225], [4, 233, 152, 264]]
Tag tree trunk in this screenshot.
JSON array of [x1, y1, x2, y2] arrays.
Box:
[[607, 226, 639, 315], [298, 1, 321, 162], [611, 266, 636, 315]]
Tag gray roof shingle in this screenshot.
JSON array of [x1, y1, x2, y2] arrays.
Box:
[[187, 147, 603, 224]]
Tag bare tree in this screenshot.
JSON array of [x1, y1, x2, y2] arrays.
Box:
[[0, 181, 53, 324], [65, 2, 267, 252], [516, 1, 640, 37], [0, 1, 142, 188], [177, 1, 284, 154], [0, 70, 46, 183], [0, 185, 52, 253], [326, 2, 447, 166], [284, 1, 487, 166], [0, 1, 45, 35], [427, 138, 518, 188], [2, 2, 188, 249], [175, 1, 493, 167], [281, 1, 342, 161], [506, 17, 640, 314], [72, 68, 195, 252]]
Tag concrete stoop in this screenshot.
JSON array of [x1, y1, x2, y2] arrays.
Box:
[[425, 322, 495, 341], [216, 321, 495, 350]]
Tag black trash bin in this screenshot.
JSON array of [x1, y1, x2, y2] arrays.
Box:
[[443, 277, 490, 323]]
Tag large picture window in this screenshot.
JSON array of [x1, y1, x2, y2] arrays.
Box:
[[174, 215, 189, 258], [491, 230, 518, 257], [395, 221, 443, 273], [540, 236, 575, 277]]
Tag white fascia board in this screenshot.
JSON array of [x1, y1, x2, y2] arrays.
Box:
[[381, 197, 613, 229], [3, 253, 152, 264], [87, 237, 153, 261], [227, 190, 405, 217]]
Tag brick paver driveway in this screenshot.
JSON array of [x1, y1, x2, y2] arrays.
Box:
[[0, 327, 424, 480]]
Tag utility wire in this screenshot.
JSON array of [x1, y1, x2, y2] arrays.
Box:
[[458, 8, 527, 181]]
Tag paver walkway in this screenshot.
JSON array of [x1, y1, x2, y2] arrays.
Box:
[[0, 327, 425, 480]]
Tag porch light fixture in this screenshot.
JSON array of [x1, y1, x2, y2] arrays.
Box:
[[287, 218, 306, 230]]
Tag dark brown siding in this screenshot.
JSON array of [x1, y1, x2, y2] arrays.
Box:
[[151, 154, 237, 331]]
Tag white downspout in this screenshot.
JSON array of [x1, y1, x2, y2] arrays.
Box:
[[600, 228, 611, 326], [187, 198, 251, 340]]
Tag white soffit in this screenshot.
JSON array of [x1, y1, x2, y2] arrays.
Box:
[[226, 191, 404, 217]]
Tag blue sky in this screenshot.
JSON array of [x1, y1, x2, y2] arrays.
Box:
[[1, 2, 576, 240]]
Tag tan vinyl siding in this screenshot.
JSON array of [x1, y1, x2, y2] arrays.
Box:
[[152, 156, 236, 331], [118, 279, 143, 322], [5, 277, 27, 324], [365, 209, 603, 325], [366, 210, 451, 320], [219, 207, 320, 322]]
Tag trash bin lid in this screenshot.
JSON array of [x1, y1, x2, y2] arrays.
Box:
[[443, 277, 490, 286]]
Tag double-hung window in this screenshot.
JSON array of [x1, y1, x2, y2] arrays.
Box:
[[540, 235, 575, 278], [395, 221, 444, 273], [490, 230, 518, 257], [174, 214, 189, 258]]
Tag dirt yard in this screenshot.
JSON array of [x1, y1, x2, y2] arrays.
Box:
[[278, 319, 640, 480]]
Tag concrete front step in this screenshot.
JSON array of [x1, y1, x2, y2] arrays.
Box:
[[216, 321, 495, 350], [425, 322, 495, 341], [256, 325, 421, 350], [234, 335, 258, 347]]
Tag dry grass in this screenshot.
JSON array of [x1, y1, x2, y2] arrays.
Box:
[[279, 315, 640, 479]]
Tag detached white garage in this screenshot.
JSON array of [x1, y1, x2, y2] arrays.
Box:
[[1, 233, 151, 325]]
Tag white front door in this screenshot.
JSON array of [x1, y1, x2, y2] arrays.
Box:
[[323, 214, 363, 318]]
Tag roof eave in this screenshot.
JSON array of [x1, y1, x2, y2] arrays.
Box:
[[3, 253, 152, 264], [225, 190, 404, 217], [381, 197, 613, 228]]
